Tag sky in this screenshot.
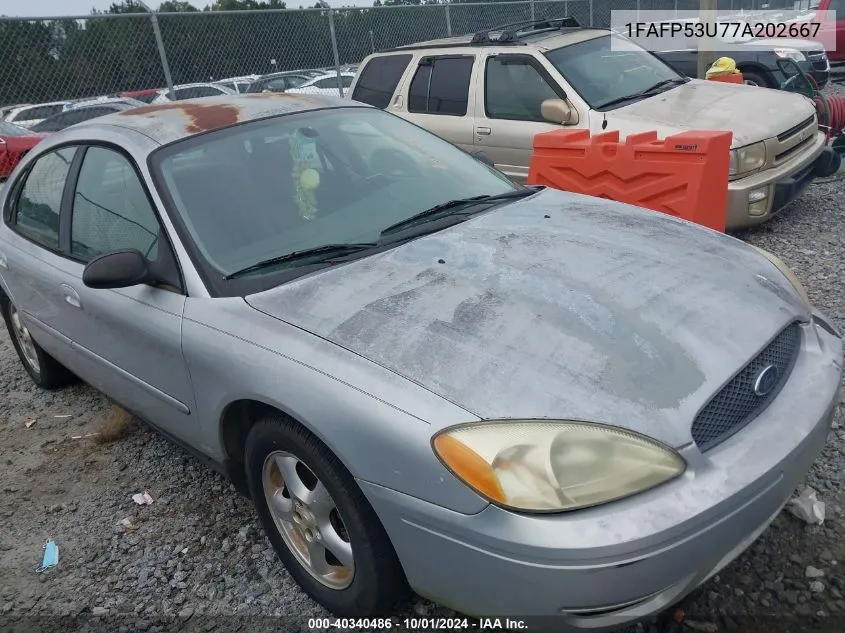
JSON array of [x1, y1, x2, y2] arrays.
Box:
[[0, 0, 368, 16]]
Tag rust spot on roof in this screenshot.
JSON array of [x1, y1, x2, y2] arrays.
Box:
[[118, 102, 240, 134]]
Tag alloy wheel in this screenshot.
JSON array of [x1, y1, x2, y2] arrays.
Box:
[[262, 450, 354, 589]]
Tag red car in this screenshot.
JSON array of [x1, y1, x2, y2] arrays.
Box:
[[120, 89, 161, 104], [0, 121, 44, 180], [812, 0, 845, 63]]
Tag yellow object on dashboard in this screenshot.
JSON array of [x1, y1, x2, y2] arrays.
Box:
[[706, 57, 740, 79]]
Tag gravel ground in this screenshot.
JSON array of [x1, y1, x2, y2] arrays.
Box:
[[1, 87, 845, 633]]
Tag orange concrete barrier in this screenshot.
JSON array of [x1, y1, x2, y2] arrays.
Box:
[[527, 128, 733, 232], [708, 73, 744, 84]]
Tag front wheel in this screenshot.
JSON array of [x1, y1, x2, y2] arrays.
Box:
[[1, 294, 75, 389], [244, 414, 408, 616], [741, 70, 770, 88]]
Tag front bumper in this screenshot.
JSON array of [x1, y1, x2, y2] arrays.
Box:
[[361, 320, 843, 631], [726, 133, 830, 230]]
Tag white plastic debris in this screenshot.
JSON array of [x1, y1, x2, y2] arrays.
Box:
[[120, 518, 135, 531], [131, 491, 154, 506], [787, 485, 825, 525]]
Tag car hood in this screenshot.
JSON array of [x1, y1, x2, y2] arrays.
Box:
[[245, 188, 808, 447], [607, 79, 817, 147]]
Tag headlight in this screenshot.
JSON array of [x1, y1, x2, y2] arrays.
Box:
[[774, 48, 806, 61], [432, 419, 686, 513], [749, 244, 813, 314], [729, 142, 766, 177]]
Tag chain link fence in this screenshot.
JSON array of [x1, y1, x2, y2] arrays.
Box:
[[0, 0, 812, 116]]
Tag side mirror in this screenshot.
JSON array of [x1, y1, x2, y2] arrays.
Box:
[[82, 249, 154, 290], [541, 98, 579, 125]]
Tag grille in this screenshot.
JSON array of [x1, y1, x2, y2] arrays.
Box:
[[691, 322, 802, 452], [777, 115, 816, 143]]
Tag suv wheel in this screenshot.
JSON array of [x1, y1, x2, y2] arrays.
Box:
[[1, 294, 75, 389], [244, 414, 408, 616]]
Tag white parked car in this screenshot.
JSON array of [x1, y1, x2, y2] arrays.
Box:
[[151, 83, 237, 104], [214, 75, 260, 94], [5, 101, 74, 129], [63, 96, 146, 111], [285, 72, 357, 97]]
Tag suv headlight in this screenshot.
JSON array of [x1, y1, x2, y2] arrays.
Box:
[[774, 48, 806, 61], [749, 244, 813, 314], [432, 420, 686, 513], [729, 142, 766, 177]]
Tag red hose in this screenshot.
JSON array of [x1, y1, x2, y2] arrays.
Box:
[[816, 93, 845, 141]]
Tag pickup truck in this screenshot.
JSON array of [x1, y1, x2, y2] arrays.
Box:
[[348, 19, 836, 229]]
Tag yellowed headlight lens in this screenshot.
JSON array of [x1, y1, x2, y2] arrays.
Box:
[[433, 420, 686, 512], [750, 244, 812, 312]]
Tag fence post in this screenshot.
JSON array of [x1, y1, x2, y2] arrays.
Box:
[[636, 0, 641, 22], [149, 12, 175, 95], [445, 4, 452, 36], [530, 0, 536, 21], [674, 0, 679, 17], [326, 8, 344, 98], [589, 0, 593, 26]]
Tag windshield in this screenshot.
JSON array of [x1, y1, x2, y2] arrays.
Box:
[[151, 107, 517, 284], [545, 34, 684, 110], [0, 121, 33, 136]]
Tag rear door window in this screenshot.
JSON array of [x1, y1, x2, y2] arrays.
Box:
[[352, 54, 413, 108], [12, 148, 77, 248], [408, 56, 474, 116]]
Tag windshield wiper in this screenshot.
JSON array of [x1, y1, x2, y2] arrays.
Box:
[[223, 242, 378, 279], [379, 189, 537, 237], [597, 77, 688, 110]]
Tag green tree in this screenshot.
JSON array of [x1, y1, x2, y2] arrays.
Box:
[[159, 1, 201, 10]]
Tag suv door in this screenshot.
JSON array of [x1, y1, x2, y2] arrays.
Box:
[[0, 147, 79, 364], [473, 53, 570, 183], [399, 54, 476, 152], [56, 145, 198, 442]]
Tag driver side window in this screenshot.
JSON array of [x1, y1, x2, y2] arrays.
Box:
[[70, 147, 161, 262], [485, 56, 563, 122]]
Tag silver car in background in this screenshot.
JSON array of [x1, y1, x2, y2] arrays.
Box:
[[0, 94, 840, 631]]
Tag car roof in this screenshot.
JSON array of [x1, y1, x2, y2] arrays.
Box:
[[66, 93, 370, 146], [72, 97, 144, 108], [386, 27, 609, 53]]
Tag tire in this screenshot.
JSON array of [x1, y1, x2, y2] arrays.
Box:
[[0, 293, 75, 389], [740, 70, 770, 88], [244, 414, 408, 616]]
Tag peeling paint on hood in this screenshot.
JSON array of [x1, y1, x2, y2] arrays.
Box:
[[246, 188, 808, 447]]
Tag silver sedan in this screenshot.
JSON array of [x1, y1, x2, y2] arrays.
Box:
[[0, 94, 841, 631]]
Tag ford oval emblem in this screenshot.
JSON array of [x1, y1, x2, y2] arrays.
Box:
[[753, 365, 780, 397]]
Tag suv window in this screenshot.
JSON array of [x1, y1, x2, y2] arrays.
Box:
[[485, 56, 563, 122], [71, 147, 160, 261], [14, 148, 76, 248], [352, 54, 412, 108], [408, 56, 474, 116]]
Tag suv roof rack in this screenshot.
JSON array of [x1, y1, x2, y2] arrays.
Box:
[[470, 16, 582, 44]]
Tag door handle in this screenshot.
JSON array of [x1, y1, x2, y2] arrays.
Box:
[[476, 126, 491, 135], [60, 284, 82, 309]]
